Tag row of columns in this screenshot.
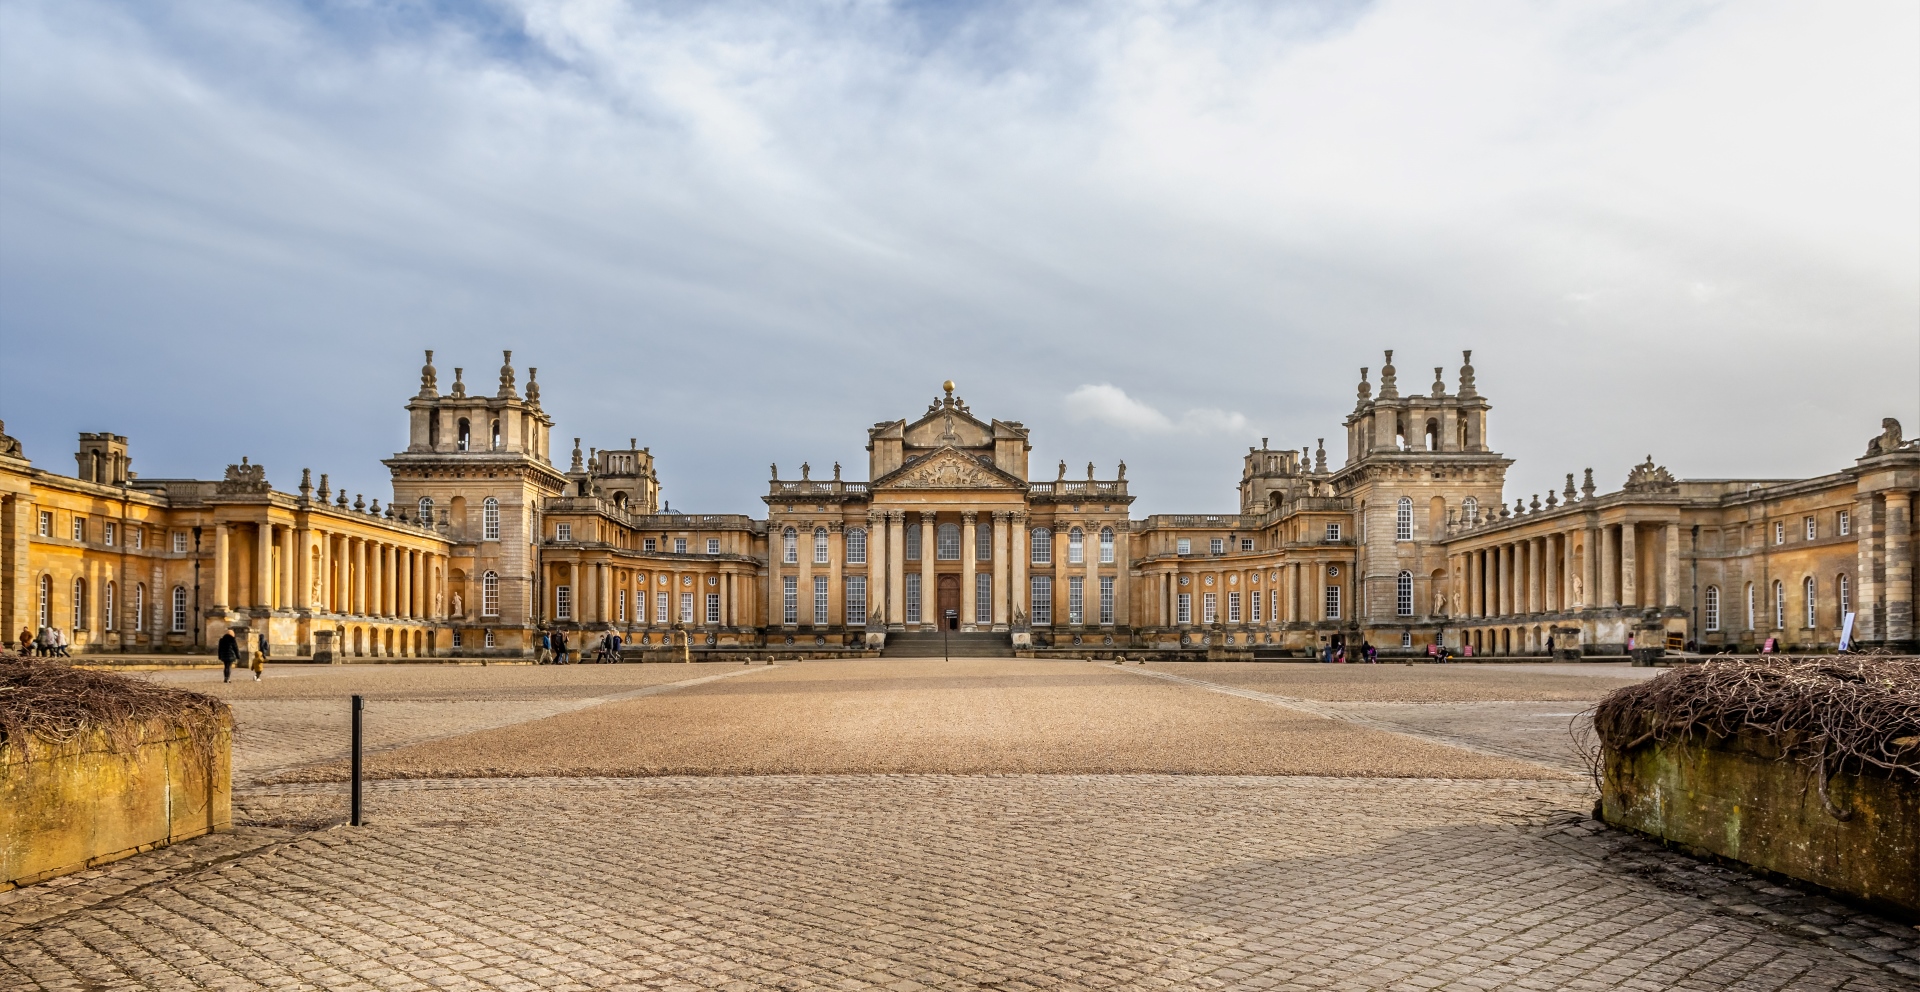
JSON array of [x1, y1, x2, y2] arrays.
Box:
[[553, 562, 746, 628], [210, 521, 444, 621], [1454, 519, 1681, 620], [1151, 560, 1341, 627]]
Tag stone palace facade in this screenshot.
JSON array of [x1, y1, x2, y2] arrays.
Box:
[[3, 350, 1915, 659]]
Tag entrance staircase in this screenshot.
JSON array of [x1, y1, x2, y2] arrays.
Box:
[[880, 630, 1015, 659]]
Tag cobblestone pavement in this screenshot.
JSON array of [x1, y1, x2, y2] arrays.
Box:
[[4, 776, 1916, 991]]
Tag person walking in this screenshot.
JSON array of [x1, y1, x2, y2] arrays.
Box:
[[553, 629, 568, 665], [218, 628, 240, 683], [609, 631, 622, 664], [52, 627, 70, 657], [537, 631, 552, 665], [14, 627, 29, 656], [33, 626, 49, 656], [252, 632, 268, 681]]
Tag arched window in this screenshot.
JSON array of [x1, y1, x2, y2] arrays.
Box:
[[1067, 528, 1084, 564], [1031, 528, 1052, 564], [418, 497, 435, 523], [72, 577, 87, 630], [846, 527, 867, 564], [1396, 570, 1414, 616], [482, 497, 500, 540], [1099, 527, 1115, 563], [104, 582, 115, 631], [1462, 497, 1478, 524], [782, 527, 798, 564], [1745, 583, 1756, 630], [1838, 574, 1850, 616], [458, 418, 471, 451], [1704, 586, 1720, 631], [936, 523, 960, 560], [490, 419, 501, 449], [814, 527, 830, 564], [1803, 576, 1816, 628], [1425, 418, 1440, 451], [134, 583, 146, 631], [481, 571, 500, 616], [171, 585, 188, 632], [1772, 580, 1784, 629], [1396, 497, 1413, 541]]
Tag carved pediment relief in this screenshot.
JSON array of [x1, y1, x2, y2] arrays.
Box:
[[902, 411, 992, 449], [883, 448, 1016, 490], [1622, 455, 1677, 494]]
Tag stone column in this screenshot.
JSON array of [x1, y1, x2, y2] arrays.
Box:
[[293, 527, 311, 611], [1599, 526, 1617, 608], [991, 512, 1010, 631], [867, 511, 887, 631], [1314, 561, 1327, 621], [961, 511, 978, 631], [1464, 551, 1477, 617], [887, 512, 906, 630], [398, 548, 412, 619], [1528, 537, 1543, 614], [278, 526, 294, 610], [354, 538, 368, 616], [255, 522, 274, 610], [1663, 522, 1681, 609], [213, 523, 231, 609], [1887, 491, 1914, 643], [1580, 527, 1597, 612], [1620, 521, 1638, 608], [1084, 522, 1099, 626], [917, 513, 935, 628], [828, 523, 844, 627], [1495, 544, 1509, 616], [385, 544, 399, 617], [1011, 512, 1028, 625], [567, 561, 579, 621], [1855, 494, 1881, 642], [797, 521, 813, 629]]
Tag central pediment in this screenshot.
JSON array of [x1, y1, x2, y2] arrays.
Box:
[[876, 446, 1024, 491]]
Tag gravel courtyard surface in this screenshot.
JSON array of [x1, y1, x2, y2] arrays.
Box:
[[278, 659, 1564, 781], [7, 659, 1912, 990]]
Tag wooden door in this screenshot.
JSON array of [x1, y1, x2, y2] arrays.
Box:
[[937, 575, 961, 629]]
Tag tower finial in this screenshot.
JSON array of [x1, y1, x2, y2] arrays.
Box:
[[570, 437, 583, 473], [419, 350, 438, 397], [498, 350, 517, 398], [1378, 350, 1398, 399], [1313, 438, 1327, 473], [1355, 367, 1372, 408], [1458, 349, 1477, 397], [1432, 367, 1445, 398], [526, 367, 541, 408], [451, 367, 466, 397]]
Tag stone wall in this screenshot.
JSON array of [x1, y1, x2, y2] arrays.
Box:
[[1, 717, 232, 890], [1600, 729, 1917, 920]]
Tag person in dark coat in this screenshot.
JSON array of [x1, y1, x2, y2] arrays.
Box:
[[218, 629, 240, 683]]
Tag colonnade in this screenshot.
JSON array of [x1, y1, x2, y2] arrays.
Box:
[[1148, 559, 1341, 629], [210, 519, 447, 621], [1450, 519, 1681, 621], [550, 561, 748, 630]]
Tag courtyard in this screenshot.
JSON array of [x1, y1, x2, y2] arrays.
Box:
[[2, 659, 1915, 990]]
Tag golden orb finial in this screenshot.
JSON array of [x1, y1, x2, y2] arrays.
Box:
[[943, 379, 955, 394]]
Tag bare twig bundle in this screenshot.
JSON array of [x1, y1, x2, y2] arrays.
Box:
[[0, 660, 230, 770], [1594, 657, 1920, 790]]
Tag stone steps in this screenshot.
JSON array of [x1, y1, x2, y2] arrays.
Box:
[[881, 632, 1014, 658]]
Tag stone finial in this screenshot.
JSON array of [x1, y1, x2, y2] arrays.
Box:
[[1314, 439, 1327, 473], [419, 350, 438, 397], [1355, 367, 1372, 407], [451, 368, 466, 397], [299, 468, 313, 499], [570, 438, 583, 473], [1498, 500, 1511, 520], [1514, 498, 1525, 516], [630, 438, 638, 449], [353, 494, 366, 512], [526, 367, 541, 408], [1529, 494, 1541, 513], [384, 501, 396, 519], [336, 489, 349, 507], [1378, 350, 1398, 399], [317, 473, 330, 501], [1545, 489, 1557, 508], [498, 350, 517, 398], [1581, 468, 1596, 499], [1564, 473, 1577, 502], [1432, 367, 1446, 398], [369, 498, 381, 516], [1458, 349, 1477, 397]]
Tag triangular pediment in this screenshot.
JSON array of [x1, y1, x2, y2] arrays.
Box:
[[875, 447, 1024, 491]]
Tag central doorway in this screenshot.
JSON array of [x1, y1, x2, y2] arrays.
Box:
[[937, 575, 961, 629]]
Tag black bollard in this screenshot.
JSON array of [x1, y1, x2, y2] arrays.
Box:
[[350, 694, 364, 826]]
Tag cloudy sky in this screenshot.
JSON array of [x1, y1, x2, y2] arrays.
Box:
[[2, 0, 1915, 516]]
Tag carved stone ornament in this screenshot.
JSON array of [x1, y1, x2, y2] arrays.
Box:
[[889, 448, 1006, 489], [217, 457, 271, 494], [1866, 418, 1907, 456], [1622, 455, 1678, 493]]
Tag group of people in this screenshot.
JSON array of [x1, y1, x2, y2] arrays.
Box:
[[1321, 639, 1378, 663], [536, 630, 627, 664], [15, 626, 73, 657], [216, 628, 267, 682]]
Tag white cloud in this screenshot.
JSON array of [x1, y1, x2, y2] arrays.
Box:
[[1065, 384, 1247, 437]]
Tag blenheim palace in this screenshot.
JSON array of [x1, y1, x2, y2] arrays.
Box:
[[3, 350, 1916, 660]]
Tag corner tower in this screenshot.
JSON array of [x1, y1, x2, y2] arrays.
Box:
[[384, 350, 568, 647], [1334, 350, 1511, 632]]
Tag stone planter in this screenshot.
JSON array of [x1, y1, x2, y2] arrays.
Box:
[[2, 716, 232, 890], [1600, 729, 1918, 919]]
